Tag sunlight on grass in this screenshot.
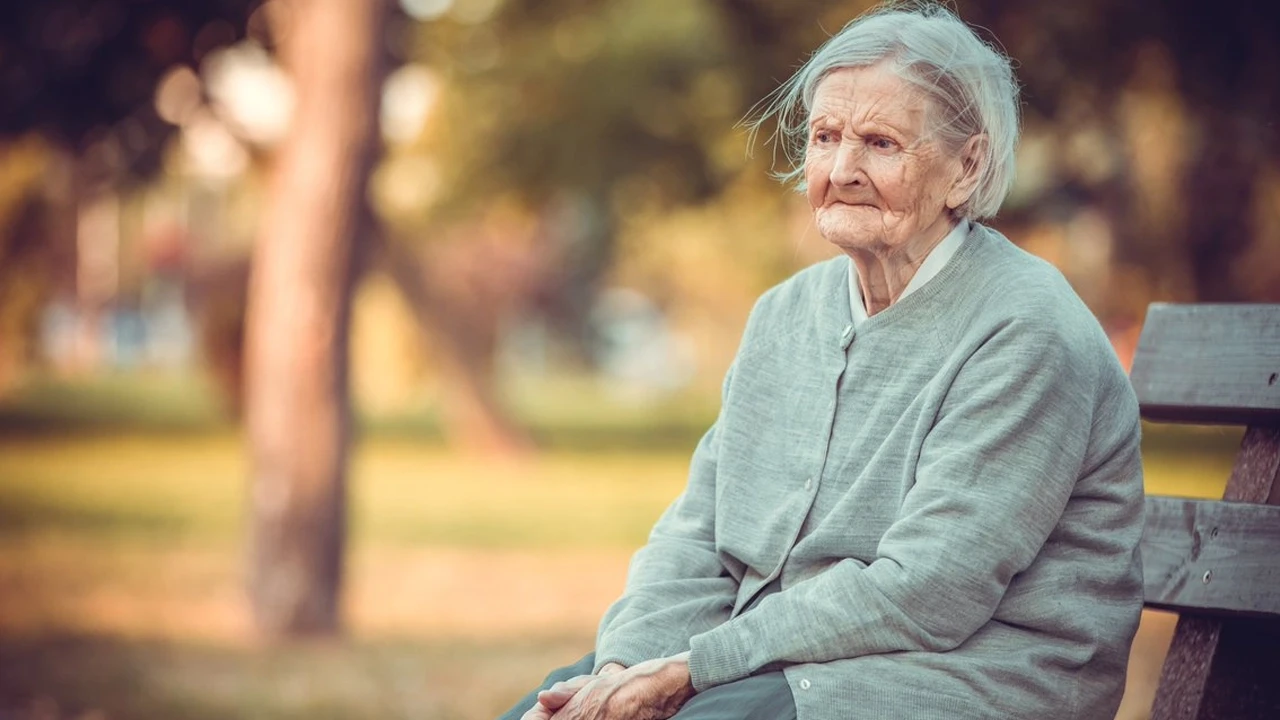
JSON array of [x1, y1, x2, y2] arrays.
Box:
[[0, 372, 227, 434], [0, 434, 246, 544], [351, 441, 686, 549], [0, 435, 689, 549]]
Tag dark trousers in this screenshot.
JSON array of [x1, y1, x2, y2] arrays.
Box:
[[498, 653, 797, 720]]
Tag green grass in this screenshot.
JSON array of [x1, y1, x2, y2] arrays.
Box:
[[0, 371, 723, 452], [0, 434, 689, 550], [352, 443, 687, 548], [0, 372, 230, 435]]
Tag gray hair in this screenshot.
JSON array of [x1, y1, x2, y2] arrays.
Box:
[[749, 2, 1020, 220]]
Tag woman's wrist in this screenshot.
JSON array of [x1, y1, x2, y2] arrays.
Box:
[[661, 652, 696, 702]]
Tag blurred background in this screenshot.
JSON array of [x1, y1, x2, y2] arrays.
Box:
[[0, 0, 1276, 717]]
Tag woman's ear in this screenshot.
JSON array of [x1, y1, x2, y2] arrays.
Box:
[[945, 134, 987, 212]]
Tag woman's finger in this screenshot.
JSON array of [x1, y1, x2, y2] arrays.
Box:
[[520, 703, 553, 720], [537, 674, 595, 710]]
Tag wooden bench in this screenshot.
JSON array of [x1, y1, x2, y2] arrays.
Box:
[[1131, 303, 1280, 719]]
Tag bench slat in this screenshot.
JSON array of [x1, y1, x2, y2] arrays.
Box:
[[1148, 424, 1280, 720], [1130, 303, 1280, 425], [1141, 497, 1280, 616]]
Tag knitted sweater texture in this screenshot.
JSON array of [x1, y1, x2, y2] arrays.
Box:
[[594, 224, 1145, 719]]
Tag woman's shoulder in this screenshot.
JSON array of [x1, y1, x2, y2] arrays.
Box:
[[935, 225, 1132, 400], [964, 225, 1104, 339]]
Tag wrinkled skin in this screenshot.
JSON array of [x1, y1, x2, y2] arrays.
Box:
[[520, 655, 695, 720]]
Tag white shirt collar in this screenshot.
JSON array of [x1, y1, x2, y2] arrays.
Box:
[[849, 219, 968, 327]]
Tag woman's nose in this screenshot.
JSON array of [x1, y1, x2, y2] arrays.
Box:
[[830, 141, 865, 187]]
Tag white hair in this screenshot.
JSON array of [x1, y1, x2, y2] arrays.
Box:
[[749, 2, 1020, 220]]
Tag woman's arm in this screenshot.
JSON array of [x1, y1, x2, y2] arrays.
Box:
[[593, 368, 741, 672]]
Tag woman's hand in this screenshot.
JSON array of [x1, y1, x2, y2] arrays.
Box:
[[546, 653, 695, 720], [521, 674, 594, 720], [519, 662, 629, 719]]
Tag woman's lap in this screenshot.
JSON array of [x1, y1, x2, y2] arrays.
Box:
[[497, 653, 796, 720]]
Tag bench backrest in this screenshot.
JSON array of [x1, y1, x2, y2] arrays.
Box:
[[1131, 303, 1280, 720]]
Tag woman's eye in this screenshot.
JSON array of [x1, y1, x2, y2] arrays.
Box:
[[868, 136, 897, 151], [813, 130, 836, 144]]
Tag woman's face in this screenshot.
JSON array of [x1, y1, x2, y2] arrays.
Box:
[[804, 63, 971, 255]]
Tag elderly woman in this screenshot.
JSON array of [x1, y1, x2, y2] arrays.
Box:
[[502, 4, 1144, 720]]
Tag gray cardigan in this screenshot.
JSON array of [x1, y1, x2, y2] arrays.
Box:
[[594, 224, 1145, 719]]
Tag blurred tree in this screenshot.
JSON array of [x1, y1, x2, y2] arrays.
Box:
[[960, 0, 1280, 311], [0, 0, 262, 185], [416, 0, 739, 357], [0, 0, 393, 637], [370, 216, 540, 453], [244, 0, 391, 636], [0, 138, 63, 389], [0, 0, 262, 382]]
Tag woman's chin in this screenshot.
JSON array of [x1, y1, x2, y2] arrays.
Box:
[[815, 212, 886, 249], [820, 230, 884, 254]]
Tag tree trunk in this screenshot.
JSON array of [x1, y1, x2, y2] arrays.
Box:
[[243, 0, 389, 637], [370, 227, 534, 456]]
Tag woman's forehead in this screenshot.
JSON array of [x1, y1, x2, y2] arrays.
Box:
[[810, 65, 929, 125]]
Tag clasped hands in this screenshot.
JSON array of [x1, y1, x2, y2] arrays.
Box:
[[521, 653, 696, 720]]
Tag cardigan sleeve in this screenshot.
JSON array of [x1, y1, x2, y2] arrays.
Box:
[[685, 316, 1129, 689], [592, 367, 740, 672]]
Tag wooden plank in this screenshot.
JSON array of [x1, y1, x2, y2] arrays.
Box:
[[1141, 497, 1280, 616], [1130, 303, 1280, 425], [1223, 426, 1280, 505], [1150, 617, 1224, 720], [1149, 426, 1280, 720]]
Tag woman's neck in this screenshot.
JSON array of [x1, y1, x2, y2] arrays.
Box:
[[848, 217, 957, 316]]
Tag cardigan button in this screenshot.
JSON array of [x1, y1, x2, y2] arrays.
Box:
[[804, 477, 814, 491], [799, 678, 812, 690]]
